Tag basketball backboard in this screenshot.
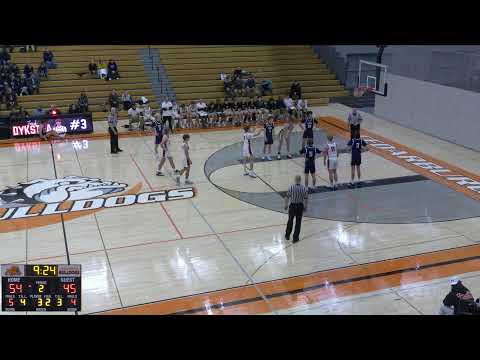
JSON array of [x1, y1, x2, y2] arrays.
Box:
[[357, 60, 388, 96]]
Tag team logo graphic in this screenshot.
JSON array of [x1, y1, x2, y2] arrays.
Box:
[[0, 176, 128, 208], [0, 176, 195, 233], [5, 265, 22, 276]]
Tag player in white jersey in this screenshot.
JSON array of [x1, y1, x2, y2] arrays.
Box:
[[157, 127, 179, 176], [277, 113, 295, 159], [323, 135, 339, 190], [242, 125, 262, 177], [176, 134, 193, 186]]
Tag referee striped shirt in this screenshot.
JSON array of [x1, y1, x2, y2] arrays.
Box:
[[287, 184, 308, 205]]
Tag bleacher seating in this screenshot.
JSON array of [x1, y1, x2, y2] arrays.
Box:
[[154, 45, 348, 106], [0, 45, 158, 121]]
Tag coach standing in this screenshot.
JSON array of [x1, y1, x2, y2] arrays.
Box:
[[108, 107, 122, 154], [347, 108, 363, 140], [284, 175, 308, 243]]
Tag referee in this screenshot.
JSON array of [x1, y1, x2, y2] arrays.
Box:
[[284, 175, 308, 243], [108, 107, 122, 154], [347, 108, 363, 140]]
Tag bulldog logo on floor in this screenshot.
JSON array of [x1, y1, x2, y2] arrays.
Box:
[[0, 176, 195, 233]]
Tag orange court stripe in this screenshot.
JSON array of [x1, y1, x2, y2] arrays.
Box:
[[97, 243, 480, 315], [319, 116, 480, 202]]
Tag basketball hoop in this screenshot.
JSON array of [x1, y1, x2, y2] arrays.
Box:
[[353, 86, 373, 97]]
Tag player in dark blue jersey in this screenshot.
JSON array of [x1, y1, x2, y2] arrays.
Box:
[[299, 139, 322, 189], [347, 129, 368, 187], [260, 115, 275, 160], [299, 111, 318, 146], [153, 114, 164, 159]]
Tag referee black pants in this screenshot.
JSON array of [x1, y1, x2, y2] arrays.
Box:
[[350, 124, 360, 139], [108, 127, 119, 153], [286, 203, 304, 241]]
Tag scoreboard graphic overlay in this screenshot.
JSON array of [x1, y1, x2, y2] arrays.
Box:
[[1, 264, 81, 312]]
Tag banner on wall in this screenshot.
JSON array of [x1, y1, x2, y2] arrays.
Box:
[[10, 113, 94, 138]]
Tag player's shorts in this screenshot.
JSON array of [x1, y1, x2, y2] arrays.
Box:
[[242, 145, 253, 158], [304, 160, 316, 174], [327, 158, 338, 170], [264, 135, 273, 145], [162, 148, 172, 158], [351, 156, 362, 166], [155, 135, 162, 145], [303, 129, 313, 139]]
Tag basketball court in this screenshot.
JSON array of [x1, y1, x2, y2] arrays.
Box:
[[1, 96, 480, 315]]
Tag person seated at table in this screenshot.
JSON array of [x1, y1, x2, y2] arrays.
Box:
[[106, 59, 120, 81], [88, 58, 97, 76]]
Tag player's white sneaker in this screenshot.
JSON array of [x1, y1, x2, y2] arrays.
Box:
[[267, 156, 272, 161], [156, 171, 164, 176], [287, 154, 292, 159], [249, 171, 257, 178], [244, 170, 249, 176], [262, 156, 265, 160], [277, 154, 281, 160]]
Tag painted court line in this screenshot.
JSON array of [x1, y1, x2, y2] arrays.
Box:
[[320, 116, 480, 202], [97, 243, 480, 315]]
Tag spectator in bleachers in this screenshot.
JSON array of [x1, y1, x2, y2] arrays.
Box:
[[108, 89, 120, 109], [38, 62, 48, 80], [11, 106, 29, 121], [78, 92, 89, 113], [23, 64, 33, 79], [290, 80, 301, 99], [245, 75, 256, 97], [260, 79, 273, 96], [27, 71, 40, 95], [0, 48, 10, 66], [68, 102, 79, 114], [48, 104, 61, 116], [127, 103, 144, 131], [122, 91, 133, 110], [43, 48, 57, 69], [32, 106, 46, 117], [88, 58, 97, 76], [97, 59, 107, 80], [106, 59, 120, 81], [19, 77, 29, 96]]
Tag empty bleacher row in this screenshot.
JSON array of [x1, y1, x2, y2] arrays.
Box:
[[0, 45, 158, 121], [154, 45, 348, 106]]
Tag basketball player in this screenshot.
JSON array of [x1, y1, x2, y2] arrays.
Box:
[[347, 129, 368, 187], [153, 113, 164, 159], [260, 115, 275, 161], [277, 113, 295, 159], [157, 128, 179, 176], [300, 110, 318, 146], [243, 125, 262, 177], [176, 134, 194, 186], [300, 139, 322, 190], [323, 135, 339, 190]]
